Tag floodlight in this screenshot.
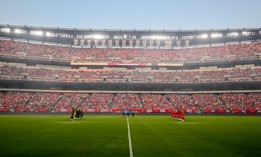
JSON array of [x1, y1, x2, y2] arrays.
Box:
[[228, 32, 238, 37], [92, 35, 104, 39], [31, 31, 43, 36], [197, 34, 208, 39], [201, 34, 208, 38], [1, 28, 10, 33], [242, 31, 255, 36], [211, 33, 223, 38], [14, 29, 25, 34], [46, 32, 51, 36], [151, 36, 159, 39]]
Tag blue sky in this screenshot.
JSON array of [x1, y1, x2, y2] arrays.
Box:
[[0, 0, 260, 30]]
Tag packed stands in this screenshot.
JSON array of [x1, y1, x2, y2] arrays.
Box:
[[0, 91, 260, 113], [1, 40, 260, 63], [113, 94, 142, 109], [220, 93, 261, 113], [0, 63, 261, 84], [28, 92, 61, 112], [140, 94, 172, 110], [0, 92, 31, 112], [80, 94, 114, 112], [0, 39, 260, 114]]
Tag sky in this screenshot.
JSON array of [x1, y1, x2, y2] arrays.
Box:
[[0, 0, 260, 30]]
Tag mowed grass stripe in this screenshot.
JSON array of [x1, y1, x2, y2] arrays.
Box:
[[0, 115, 129, 157], [127, 117, 134, 157]]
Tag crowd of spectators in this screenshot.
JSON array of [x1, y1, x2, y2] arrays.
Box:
[[28, 93, 61, 112], [220, 93, 261, 112], [113, 94, 142, 109], [54, 93, 86, 112], [0, 92, 31, 111], [0, 40, 260, 113], [166, 94, 199, 113], [80, 94, 114, 110], [140, 94, 172, 110], [192, 94, 226, 112], [1, 40, 260, 63], [0, 64, 260, 84], [1, 92, 260, 113]]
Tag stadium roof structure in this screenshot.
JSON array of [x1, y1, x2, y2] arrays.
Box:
[[0, 24, 261, 48]]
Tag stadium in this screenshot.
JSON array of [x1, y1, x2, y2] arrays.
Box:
[[0, 25, 260, 113], [0, 1, 261, 156], [0, 24, 261, 157]]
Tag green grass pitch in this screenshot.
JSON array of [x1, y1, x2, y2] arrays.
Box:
[[0, 115, 261, 157]]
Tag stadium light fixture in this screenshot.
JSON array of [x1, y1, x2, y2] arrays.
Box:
[[201, 34, 208, 38], [46, 32, 57, 37], [151, 36, 159, 39], [211, 33, 223, 38], [14, 29, 25, 34], [242, 31, 255, 36], [31, 31, 43, 36], [227, 32, 238, 37], [197, 34, 208, 39], [150, 36, 171, 40], [46, 32, 51, 37], [92, 34, 104, 39], [1, 28, 10, 33]]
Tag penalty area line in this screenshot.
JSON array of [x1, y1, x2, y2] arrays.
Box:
[[127, 117, 134, 157]]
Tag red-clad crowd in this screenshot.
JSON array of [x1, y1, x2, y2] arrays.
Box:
[[80, 94, 113, 111], [1, 40, 260, 63], [0, 92, 260, 113], [0, 65, 261, 83], [113, 94, 142, 109], [220, 93, 261, 113]]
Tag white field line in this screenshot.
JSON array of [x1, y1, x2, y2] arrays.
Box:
[[127, 117, 134, 157]]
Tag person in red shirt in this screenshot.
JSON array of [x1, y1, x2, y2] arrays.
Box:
[[171, 108, 185, 121]]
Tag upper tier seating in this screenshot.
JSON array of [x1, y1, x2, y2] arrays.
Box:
[[1, 40, 260, 63]]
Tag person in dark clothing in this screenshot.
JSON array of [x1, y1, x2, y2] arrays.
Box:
[[80, 110, 84, 118], [122, 109, 125, 117], [75, 109, 84, 118], [71, 108, 76, 120]]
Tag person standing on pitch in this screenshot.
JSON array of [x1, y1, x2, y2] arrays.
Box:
[[132, 110, 135, 118], [122, 109, 125, 118], [71, 107, 76, 120], [80, 109, 84, 118]]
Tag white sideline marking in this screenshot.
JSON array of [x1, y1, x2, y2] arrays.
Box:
[[127, 117, 134, 157]]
